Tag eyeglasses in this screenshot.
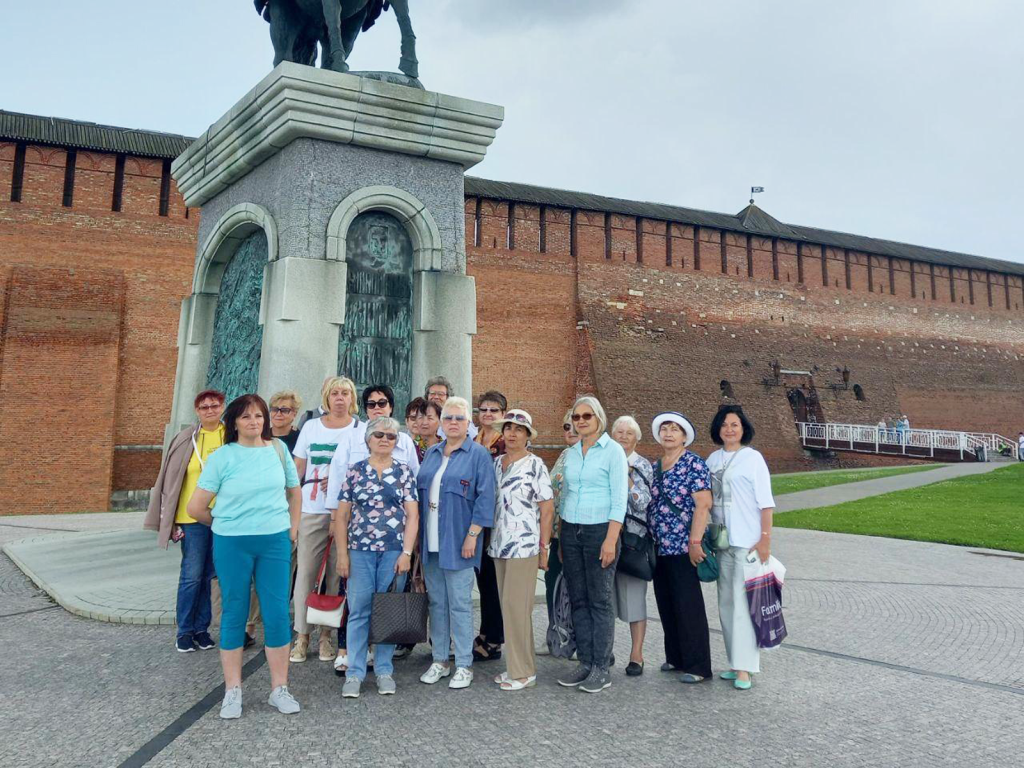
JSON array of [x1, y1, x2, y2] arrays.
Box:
[[479, 406, 502, 414], [370, 431, 398, 442], [571, 413, 595, 422], [365, 399, 390, 409], [442, 415, 467, 422], [197, 403, 221, 411], [270, 407, 294, 415], [427, 390, 448, 399]]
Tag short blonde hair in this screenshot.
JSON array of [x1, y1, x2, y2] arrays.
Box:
[[441, 396, 470, 419], [612, 415, 642, 442], [321, 376, 359, 416], [571, 395, 608, 434], [270, 390, 303, 412]]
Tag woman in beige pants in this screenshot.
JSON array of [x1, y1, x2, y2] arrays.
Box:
[[488, 409, 554, 691]]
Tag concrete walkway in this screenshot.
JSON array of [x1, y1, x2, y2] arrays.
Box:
[[774, 460, 1003, 512]]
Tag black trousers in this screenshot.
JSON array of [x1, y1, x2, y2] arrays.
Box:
[[476, 537, 504, 644], [652, 553, 712, 677]]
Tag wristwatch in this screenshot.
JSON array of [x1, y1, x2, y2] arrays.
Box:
[[467, 529, 480, 538], [402, 549, 413, 557], [541, 542, 552, 552]]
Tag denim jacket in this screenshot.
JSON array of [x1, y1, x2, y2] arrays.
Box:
[[416, 438, 496, 571]]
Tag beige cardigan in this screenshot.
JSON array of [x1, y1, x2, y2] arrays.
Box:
[[143, 425, 201, 549]]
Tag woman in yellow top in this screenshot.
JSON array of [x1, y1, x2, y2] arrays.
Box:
[[145, 389, 226, 653]]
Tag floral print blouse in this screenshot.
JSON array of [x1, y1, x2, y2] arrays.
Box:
[[488, 453, 553, 559], [646, 451, 711, 556], [338, 458, 418, 552]]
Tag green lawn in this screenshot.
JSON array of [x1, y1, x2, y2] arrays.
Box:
[[772, 464, 943, 496], [776, 463, 1024, 553]]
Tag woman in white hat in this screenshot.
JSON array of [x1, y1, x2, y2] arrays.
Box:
[[488, 409, 554, 690], [647, 411, 713, 684]]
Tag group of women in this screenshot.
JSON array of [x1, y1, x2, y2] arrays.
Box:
[[146, 377, 776, 720]]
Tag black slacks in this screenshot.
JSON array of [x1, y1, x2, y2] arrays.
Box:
[[652, 552, 712, 677]]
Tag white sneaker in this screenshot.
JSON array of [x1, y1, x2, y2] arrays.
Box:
[[267, 685, 300, 714], [419, 662, 451, 685], [220, 686, 242, 719], [449, 667, 474, 689]]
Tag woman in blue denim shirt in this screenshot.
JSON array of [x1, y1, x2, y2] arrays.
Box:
[[416, 396, 496, 691]]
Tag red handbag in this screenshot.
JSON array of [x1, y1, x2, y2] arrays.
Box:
[[305, 536, 345, 628]]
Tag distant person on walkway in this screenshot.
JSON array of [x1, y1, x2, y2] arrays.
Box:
[[610, 415, 654, 676], [706, 405, 776, 691], [335, 416, 419, 699], [425, 375, 479, 439], [187, 394, 302, 719], [473, 390, 508, 664], [876, 417, 886, 432], [269, 391, 303, 454], [416, 396, 495, 691], [1018, 432, 1024, 461], [489, 409, 553, 691], [896, 415, 909, 445], [145, 389, 225, 654], [647, 411, 713, 685], [542, 408, 578, 651], [291, 376, 358, 664], [557, 396, 628, 694]]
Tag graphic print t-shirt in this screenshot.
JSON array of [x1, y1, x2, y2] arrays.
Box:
[[292, 418, 355, 514]]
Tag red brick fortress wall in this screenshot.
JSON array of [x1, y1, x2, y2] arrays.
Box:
[[0, 140, 198, 513]]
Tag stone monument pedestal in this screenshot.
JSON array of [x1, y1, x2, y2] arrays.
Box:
[[165, 63, 503, 440]]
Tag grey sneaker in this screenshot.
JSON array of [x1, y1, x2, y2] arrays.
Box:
[[342, 677, 362, 698], [579, 667, 612, 693], [268, 685, 301, 714], [220, 686, 242, 719], [557, 664, 592, 688], [376, 674, 396, 695]]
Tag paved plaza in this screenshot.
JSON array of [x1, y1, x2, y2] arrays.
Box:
[[3, 492, 1024, 767]]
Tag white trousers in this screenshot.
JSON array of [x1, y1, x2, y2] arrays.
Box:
[[717, 546, 760, 674]]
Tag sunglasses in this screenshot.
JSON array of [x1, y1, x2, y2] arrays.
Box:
[[479, 406, 502, 414], [571, 413, 595, 422], [270, 407, 294, 415], [365, 399, 390, 409], [370, 431, 398, 441], [562, 424, 572, 432], [442, 415, 467, 422], [197, 403, 222, 411]]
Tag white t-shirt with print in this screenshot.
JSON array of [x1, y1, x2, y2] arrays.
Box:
[[705, 447, 775, 549], [292, 418, 356, 515]]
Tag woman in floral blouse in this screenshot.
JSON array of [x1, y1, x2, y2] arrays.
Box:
[[334, 416, 419, 699], [647, 412, 713, 684], [488, 409, 554, 691]]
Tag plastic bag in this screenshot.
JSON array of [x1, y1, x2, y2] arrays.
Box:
[[546, 572, 576, 659], [743, 554, 788, 649]]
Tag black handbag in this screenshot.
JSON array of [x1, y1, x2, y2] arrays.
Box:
[[368, 558, 428, 645], [617, 512, 656, 581]]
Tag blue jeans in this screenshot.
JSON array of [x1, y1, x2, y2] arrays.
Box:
[[346, 549, 406, 681], [176, 523, 215, 639], [212, 531, 292, 651], [422, 551, 475, 669], [560, 521, 618, 670]]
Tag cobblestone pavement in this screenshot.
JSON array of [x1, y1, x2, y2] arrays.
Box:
[[3, 515, 1024, 767]]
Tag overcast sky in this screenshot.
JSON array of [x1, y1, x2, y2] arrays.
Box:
[[3, 1, 1022, 263]]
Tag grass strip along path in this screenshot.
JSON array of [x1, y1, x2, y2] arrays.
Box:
[[776, 462, 1024, 553], [772, 464, 942, 496]]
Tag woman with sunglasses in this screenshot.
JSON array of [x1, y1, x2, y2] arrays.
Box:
[[334, 416, 420, 698], [556, 396, 628, 694], [268, 391, 303, 453], [472, 390, 507, 663], [416, 396, 496, 690]]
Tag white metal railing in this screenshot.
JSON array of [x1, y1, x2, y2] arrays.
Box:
[[796, 422, 1018, 461]]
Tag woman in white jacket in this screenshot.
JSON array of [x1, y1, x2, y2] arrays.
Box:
[[705, 405, 775, 691]]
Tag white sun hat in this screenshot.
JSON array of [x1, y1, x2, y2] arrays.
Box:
[[494, 408, 538, 440], [651, 411, 696, 447]]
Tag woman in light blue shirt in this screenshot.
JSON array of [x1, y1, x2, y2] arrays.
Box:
[[188, 394, 301, 721], [556, 395, 628, 694]]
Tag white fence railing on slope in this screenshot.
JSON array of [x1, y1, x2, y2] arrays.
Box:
[[796, 422, 1018, 461]]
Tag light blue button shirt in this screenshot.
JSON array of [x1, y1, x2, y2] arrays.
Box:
[[559, 433, 628, 525]]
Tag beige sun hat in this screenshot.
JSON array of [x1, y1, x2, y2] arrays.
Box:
[[493, 409, 538, 439]]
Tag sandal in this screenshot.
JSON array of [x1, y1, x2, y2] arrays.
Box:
[[500, 676, 536, 691], [472, 636, 502, 662], [333, 651, 348, 678]]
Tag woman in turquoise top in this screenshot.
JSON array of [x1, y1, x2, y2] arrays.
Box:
[[556, 395, 628, 694], [188, 394, 302, 721]]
